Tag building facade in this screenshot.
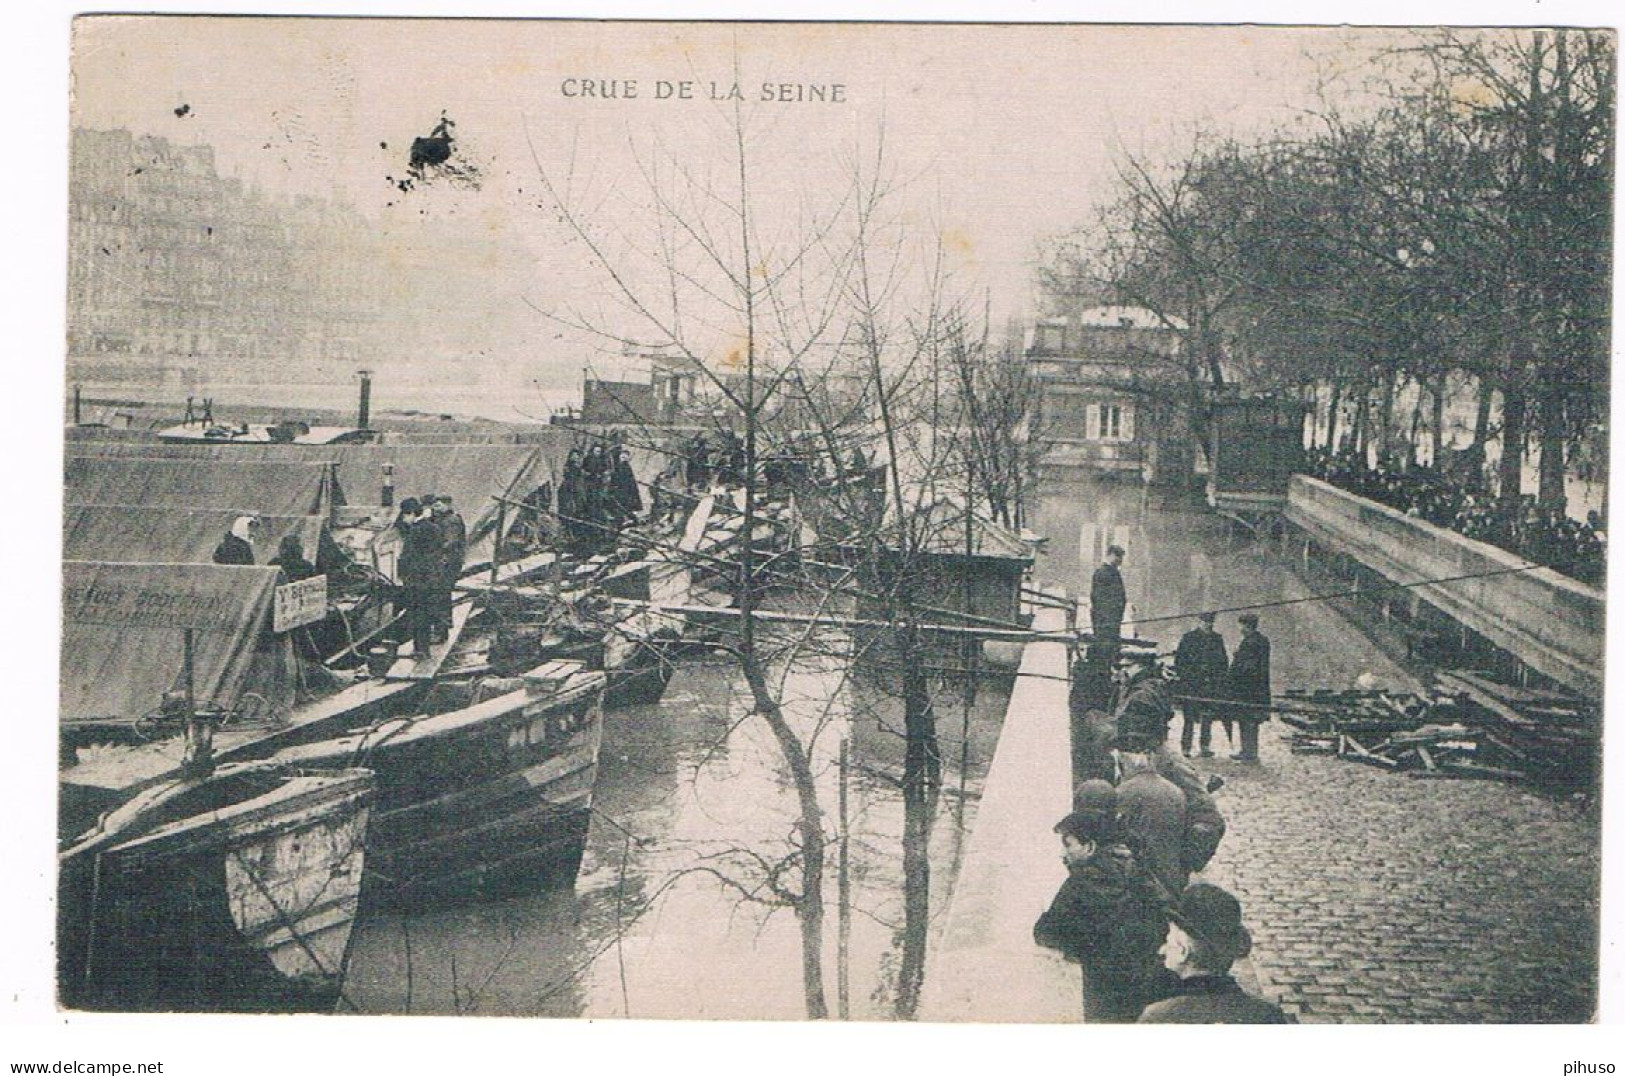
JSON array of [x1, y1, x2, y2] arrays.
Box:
[[1024, 305, 1186, 480], [67, 128, 382, 395]]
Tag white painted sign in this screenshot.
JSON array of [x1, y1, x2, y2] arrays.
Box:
[[273, 575, 329, 633]]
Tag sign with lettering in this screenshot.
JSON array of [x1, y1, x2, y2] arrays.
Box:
[[273, 575, 329, 633]]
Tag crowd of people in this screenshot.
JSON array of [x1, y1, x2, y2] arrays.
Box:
[[1045, 544, 1290, 1022], [1307, 448, 1605, 586], [1044, 641, 1289, 1023]]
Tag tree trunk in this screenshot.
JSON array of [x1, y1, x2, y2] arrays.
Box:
[[1351, 381, 1370, 460], [894, 644, 937, 1020], [1377, 371, 1399, 468], [1430, 373, 1446, 469], [1538, 384, 1568, 512], [1408, 377, 1426, 468], [741, 657, 829, 1019], [1472, 374, 1495, 448], [1498, 380, 1526, 510], [1325, 378, 1344, 452]]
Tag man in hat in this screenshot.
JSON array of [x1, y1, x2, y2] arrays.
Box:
[[1089, 545, 1128, 657], [1138, 883, 1292, 1023], [1113, 746, 1188, 898], [1228, 613, 1273, 762], [1034, 786, 1175, 1023], [1174, 611, 1230, 757]]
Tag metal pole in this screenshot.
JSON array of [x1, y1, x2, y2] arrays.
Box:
[[491, 499, 507, 586], [73, 384, 82, 425], [183, 627, 195, 719]]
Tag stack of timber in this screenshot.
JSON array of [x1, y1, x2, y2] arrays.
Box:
[[687, 489, 798, 603], [1279, 675, 1599, 789], [1432, 671, 1601, 789]]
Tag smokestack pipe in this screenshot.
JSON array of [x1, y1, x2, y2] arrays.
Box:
[[357, 370, 373, 429]]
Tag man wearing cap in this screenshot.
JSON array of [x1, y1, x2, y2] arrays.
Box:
[[1174, 612, 1230, 757], [1034, 784, 1175, 1022], [1138, 883, 1292, 1023], [1113, 679, 1229, 880], [1089, 545, 1128, 657], [1228, 613, 1273, 762]]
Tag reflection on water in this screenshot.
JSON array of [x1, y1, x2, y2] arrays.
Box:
[[346, 651, 1015, 1019]]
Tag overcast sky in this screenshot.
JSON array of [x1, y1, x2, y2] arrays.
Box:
[[71, 19, 1401, 332]]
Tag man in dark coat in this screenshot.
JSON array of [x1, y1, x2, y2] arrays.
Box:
[[1228, 612, 1272, 762], [1090, 545, 1128, 657], [1115, 678, 1228, 879], [1114, 748, 1188, 899], [1139, 883, 1292, 1024], [395, 498, 443, 658], [431, 496, 467, 642], [686, 434, 710, 490], [212, 515, 258, 565], [1174, 612, 1230, 757], [1034, 791, 1175, 1023]]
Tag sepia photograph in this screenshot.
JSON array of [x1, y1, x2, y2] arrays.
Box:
[[7, 4, 1621, 1063]]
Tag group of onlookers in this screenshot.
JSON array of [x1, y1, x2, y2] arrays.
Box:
[[1307, 448, 1605, 586], [1050, 544, 1289, 1022], [557, 444, 644, 554], [1045, 645, 1288, 1023]]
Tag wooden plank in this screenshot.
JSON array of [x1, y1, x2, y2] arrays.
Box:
[[386, 601, 475, 681], [1415, 745, 1437, 771]]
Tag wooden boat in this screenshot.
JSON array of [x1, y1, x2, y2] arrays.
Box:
[[58, 763, 374, 1013], [260, 659, 606, 910]]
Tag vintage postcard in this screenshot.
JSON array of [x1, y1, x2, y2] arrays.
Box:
[[29, 9, 1617, 1053]]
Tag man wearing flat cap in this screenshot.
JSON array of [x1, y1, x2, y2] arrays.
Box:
[[1138, 883, 1292, 1023], [1034, 787, 1175, 1022]]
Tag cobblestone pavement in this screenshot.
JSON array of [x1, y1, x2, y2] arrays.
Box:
[[1198, 725, 1600, 1023]]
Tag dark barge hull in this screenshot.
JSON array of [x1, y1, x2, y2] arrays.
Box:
[[265, 663, 606, 911], [59, 766, 374, 1013]]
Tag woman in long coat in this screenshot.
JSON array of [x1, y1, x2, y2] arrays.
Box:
[[609, 448, 643, 528], [582, 444, 612, 542], [558, 449, 586, 553]]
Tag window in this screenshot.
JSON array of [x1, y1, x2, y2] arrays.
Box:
[[1092, 403, 1134, 443]]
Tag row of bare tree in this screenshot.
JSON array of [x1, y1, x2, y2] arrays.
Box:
[[1042, 29, 1613, 510]]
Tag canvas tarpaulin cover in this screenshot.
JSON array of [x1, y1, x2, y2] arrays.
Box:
[[64, 456, 331, 516], [61, 562, 292, 724], [63, 506, 324, 566]]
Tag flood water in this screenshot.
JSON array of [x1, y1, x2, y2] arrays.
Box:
[[346, 643, 1016, 1019], [344, 474, 1409, 1019], [1028, 475, 1414, 694]]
